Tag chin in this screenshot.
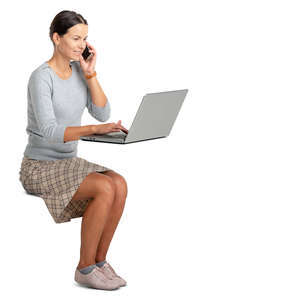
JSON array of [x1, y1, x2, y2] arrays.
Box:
[[70, 55, 79, 61]]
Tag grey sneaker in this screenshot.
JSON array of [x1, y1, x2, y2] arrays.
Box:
[[74, 266, 120, 290], [100, 262, 127, 287]]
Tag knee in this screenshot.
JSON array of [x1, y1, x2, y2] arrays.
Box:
[[114, 174, 128, 196], [112, 174, 128, 203], [92, 173, 116, 201]]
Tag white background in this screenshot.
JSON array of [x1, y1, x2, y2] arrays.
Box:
[[1, 0, 299, 299]]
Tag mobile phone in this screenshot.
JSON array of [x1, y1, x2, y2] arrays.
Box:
[[82, 45, 92, 60]]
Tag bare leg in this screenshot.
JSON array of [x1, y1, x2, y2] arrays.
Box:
[[71, 172, 116, 270], [95, 170, 128, 262]]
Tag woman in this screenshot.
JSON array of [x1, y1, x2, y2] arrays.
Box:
[[19, 10, 128, 290]]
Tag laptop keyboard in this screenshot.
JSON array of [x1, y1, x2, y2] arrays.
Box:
[[100, 132, 127, 139]]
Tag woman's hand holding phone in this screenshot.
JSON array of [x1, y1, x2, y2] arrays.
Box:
[[92, 120, 129, 135], [79, 41, 97, 76]]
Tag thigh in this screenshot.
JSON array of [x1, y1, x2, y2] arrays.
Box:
[[71, 171, 114, 202]]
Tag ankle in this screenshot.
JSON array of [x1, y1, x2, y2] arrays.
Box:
[[77, 260, 96, 270], [95, 257, 106, 263]]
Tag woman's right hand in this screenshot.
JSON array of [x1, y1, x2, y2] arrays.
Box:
[[92, 120, 129, 135]]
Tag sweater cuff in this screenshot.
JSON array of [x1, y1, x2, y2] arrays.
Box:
[[52, 124, 67, 144]]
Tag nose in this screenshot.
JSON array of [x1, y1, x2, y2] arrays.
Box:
[[79, 42, 86, 51]]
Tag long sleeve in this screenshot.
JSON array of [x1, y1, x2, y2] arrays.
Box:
[[28, 72, 67, 144], [86, 86, 111, 122]]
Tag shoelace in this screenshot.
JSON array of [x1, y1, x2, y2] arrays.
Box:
[[106, 263, 120, 278], [95, 266, 111, 279], [99, 264, 115, 280]]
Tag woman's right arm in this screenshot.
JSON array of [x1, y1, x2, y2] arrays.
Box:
[[63, 125, 95, 142], [64, 121, 128, 143]]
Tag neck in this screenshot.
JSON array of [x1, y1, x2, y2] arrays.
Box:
[[47, 54, 71, 73]]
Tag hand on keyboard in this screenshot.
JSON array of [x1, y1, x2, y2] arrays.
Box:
[[92, 120, 129, 135]]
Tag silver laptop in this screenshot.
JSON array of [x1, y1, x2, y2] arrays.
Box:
[[80, 89, 188, 144]]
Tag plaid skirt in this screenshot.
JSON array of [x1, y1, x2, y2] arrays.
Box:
[[19, 156, 111, 223]]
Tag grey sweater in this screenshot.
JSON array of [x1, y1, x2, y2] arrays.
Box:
[[23, 61, 110, 160]]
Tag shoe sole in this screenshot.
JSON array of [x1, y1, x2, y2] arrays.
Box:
[[75, 279, 120, 290]]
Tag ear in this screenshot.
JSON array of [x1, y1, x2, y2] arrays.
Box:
[[52, 32, 60, 46]]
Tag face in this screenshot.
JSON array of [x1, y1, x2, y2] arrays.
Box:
[[53, 23, 88, 61]]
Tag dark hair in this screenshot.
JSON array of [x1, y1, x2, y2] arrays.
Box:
[[49, 10, 88, 46]]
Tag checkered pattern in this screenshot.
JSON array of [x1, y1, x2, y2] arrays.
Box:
[[19, 156, 111, 223]]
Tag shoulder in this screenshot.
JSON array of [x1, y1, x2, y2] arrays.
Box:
[[29, 62, 52, 87]]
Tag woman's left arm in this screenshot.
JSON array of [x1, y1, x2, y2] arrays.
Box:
[[86, 76, 108, 107], [80, 41, 110, 121], [79, 41, 107, 107], [86, 81, 111, 122]]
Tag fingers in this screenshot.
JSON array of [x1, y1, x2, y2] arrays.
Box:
[[86, 41, 94, 49], [121, 126, 129, 133], [115, 125, 128, 132], [86, 41, 97, 55], [118, 122, 128, 132], [113, 121, 128, 133]]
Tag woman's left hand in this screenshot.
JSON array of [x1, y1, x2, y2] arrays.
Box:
[[79, 41, 97, 76]]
